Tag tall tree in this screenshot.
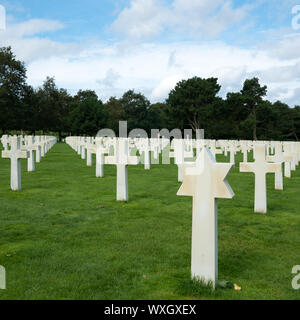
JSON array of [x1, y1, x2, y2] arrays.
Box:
[[0, 46, 27, 132], [104, 97, 124, 134], [256, 100, 277, 140], [166, 77, 221, 133], [74, 89, 98, 102], [240, 77, 267, 140], [22, 85, 39, 134], [70, 90, 106, 136], [120, 90, 150, 132], [146, 102, 169, 131], [221, 92, 250, 139], [293, 106, 300, 141]]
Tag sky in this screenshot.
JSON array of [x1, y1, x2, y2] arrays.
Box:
[[0, 0, 300, 106]]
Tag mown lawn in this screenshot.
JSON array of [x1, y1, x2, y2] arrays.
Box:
[[0, 142, 299, 300]]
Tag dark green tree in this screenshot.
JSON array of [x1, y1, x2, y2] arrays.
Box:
[[221, 92, 249, 139], [256, 100, 277, 140], [0, 46, 27, 132], [146, 102, 170, 131], [74, 89, 98, 102], [240, 77, 267, 140], [104, 97, 124, 134], [120, 90, 150, 132], [166, 77, 221, 133], [70, 90, 106, 136], [22, 85, 39, 134]]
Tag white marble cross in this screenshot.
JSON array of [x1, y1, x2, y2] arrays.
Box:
[[35, 136, 42, 163], [177, 147, 234, 288], [80, 137, 86, 160], [150, 138, 161, 162], [184, 137, 194, 159], [229, 143, 238, 164], [195, 138, 205, 158], [266, 142, 283, 190], [88, 137, 108, 178], [173, 139, 185, 181], [86, 137, 93, 166], [40, 136, 46, 157], [139, 138, 151, 170], [2, 136, 28, 191], [290, 143, 298, 171], [172, 139, 197, 182], [209, 141, 223, 160], [25, 136, 36, 172], [76, 137, 82, 156], [240, 141, 251, 162], [240, 144, 281, 213], [1, 135, 10, 151], [105, 138, 139, 201]]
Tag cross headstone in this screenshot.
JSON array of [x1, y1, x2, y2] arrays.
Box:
[[105, 138, 139, 201], [173, 139, 185, 181], [172, 139, 196, 182], [35, 136, 42, 163], [40, 136, 46, 157], [229, 143, 238, 164], [2, 136, 28, 191], [283, 154, 293, 178], [140, 138, 151, 170], [177, 147, 234, 288], [88, 137, 108, 178], [196, 139, 206, 158], [25, 136, 36, 172], [77, 137, 82, 156], [1, 135, 9, 151], [266, 142, 283, 190], [184, 136, 194, 159], [240, 144, 281, 213], [150, 138, 160, 162], [290, 143, 298, 171], [81, 137, 86, 160], [240, 141, 251, 162], [209, 140, 223, 160], [86, 137, 93, 166]]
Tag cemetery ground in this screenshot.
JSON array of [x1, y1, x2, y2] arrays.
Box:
[[0, 143, 299, 300]]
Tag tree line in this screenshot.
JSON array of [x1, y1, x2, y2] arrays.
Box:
[[1, 46, 299, 141]]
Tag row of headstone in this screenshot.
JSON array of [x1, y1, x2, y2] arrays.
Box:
[[66, 136, 300, 207], [1, 135, 57, 190], [66, 136, 140, 201], [1, 134, 298, 290], [65, 136, 300, 289]]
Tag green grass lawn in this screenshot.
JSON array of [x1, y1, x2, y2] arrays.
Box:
[[0, 142, 299, 300]]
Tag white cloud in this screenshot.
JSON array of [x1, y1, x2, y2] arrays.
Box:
[[5, 19, 64, 37], [0, 19, 79, 63], [151, 75, 184, 100], [263, 33, 300, 60], [97, 68, 121, 88], [252, 63, 300, 83], [267, 84, 300, 106], [1, 9, 300, 107], [111, 0, 167, 39], [111, 0, 250, 39], [24, 40, 300, 106], [170, 0, 249, 37]]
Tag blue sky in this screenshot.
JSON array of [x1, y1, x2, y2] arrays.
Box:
[[1, 0, 300, 105]]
